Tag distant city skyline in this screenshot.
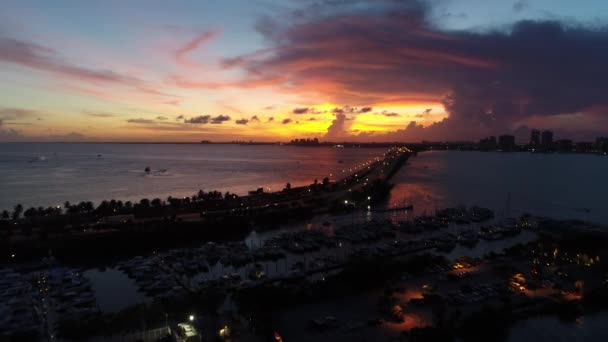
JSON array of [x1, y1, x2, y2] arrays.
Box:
[[2, 0, 608, 142]]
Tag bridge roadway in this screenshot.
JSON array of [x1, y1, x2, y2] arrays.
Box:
[[198, 147, 413, 218], [339, 146, 411, 187]]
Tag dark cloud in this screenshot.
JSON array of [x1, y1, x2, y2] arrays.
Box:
[[156, 116, 168, 121], [513, 0, 528, 12], [414, 108, 432, 118], [127, 118, 155, 124], [235, 118, 249, 125], [185, 115, 210, 124], [250, 115, 260, 122], [229, 0, 608, 140], [331, 106, 373, 115], [293, 107, 325, 114], [268, 117, 274, 122], [308, 117, 316, 121], [263, 105, 275, 110], [176, 115, 184, 120], [282, 118, 292, 124], [211, 115, 231, 124], [86, 111, 116, 118], [441, 11, 468, 20], [382, 112, 400, 117]]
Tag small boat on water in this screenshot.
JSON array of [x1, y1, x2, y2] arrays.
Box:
[[28, 156, 46, 163]]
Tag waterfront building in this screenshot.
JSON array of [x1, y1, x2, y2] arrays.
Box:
[[479, 136, 497, 151], [541, 130, 554, 148], [498, 135, 516, 151], [596, 137, 608, 153], [530, 129, 540, 147], [575, 142, 594, 153], [290, 138, 320, 146], [556, 139, 573, 152]]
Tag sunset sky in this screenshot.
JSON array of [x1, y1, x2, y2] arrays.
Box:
[[1, 0, 608, 142]]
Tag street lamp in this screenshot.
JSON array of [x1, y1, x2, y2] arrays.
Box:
[[189, 315, 195, 322]]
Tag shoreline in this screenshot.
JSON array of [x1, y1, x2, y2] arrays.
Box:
[[1, 146, 606, 215], [0, 149, 410, 262]]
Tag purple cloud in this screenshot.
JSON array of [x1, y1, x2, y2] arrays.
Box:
[[227, 0, 608, 139]]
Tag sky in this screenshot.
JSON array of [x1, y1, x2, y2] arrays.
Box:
[[1, 0, 608, 142]]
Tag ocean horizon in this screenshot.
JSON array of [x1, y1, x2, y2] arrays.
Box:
[[1, 143, 607, 224]]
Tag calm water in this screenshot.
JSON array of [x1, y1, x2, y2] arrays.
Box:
[[1, 144, 607, 223], [84, 268, 149, 313], [389, 150, 608, 224], [0, 143, 385, 211]]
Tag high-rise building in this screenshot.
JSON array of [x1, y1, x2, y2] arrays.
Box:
[[541, 130, 553, 147], [530, 129, 540, 147], [498, 135, 516, 151], [597, 137, 608, 153], [479, 136, 497, 151], [556, 139, 573, 152]]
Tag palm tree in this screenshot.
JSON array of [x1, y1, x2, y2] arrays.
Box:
[[12, 204, 23, 220], [151, 198, 162, 208], [85, 201, 94, 212], [1, 210, 9, 220], [24, 207, 37, 218]]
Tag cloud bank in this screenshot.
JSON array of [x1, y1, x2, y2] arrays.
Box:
[[224, 0, 608, 140]]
